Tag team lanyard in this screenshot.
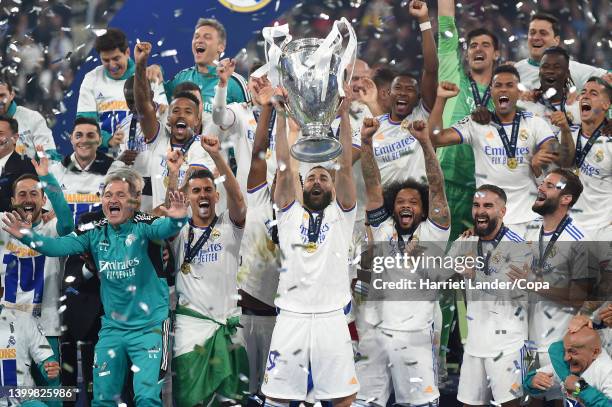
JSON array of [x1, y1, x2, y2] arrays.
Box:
[[537, 215, 571, 270], [477, 225, 507, 275], [184, 216, 219, 265], [306, 210, 324, 244], [127, 115, 138, 151], [468, 74, 491, 107], [492, 112, 521, 161], [538, 94, 573, 125], [253, 108, 277, 145], [395, 223, 414, 254], [575, 120, 607, 168]]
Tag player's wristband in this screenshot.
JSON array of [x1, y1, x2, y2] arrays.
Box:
[[419, 21, 432, 32], [366, 206, 389, 227]]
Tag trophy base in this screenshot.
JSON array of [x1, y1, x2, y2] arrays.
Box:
[[290, 125, 343, 163]]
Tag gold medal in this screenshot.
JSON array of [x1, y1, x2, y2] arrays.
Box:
[[163, 176, 170, 188], [305, 242, 317, 253], [266, 238, 276, 252], [507, 157, 518, 169], [180, 263, 191, 274], [574, 167, 580, 176]]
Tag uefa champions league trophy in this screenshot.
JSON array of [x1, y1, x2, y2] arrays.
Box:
[[253, 18, 357, 163]]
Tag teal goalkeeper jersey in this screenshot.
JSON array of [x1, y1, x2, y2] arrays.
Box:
[[20, 214, 187, 330], [165, 64, 248, 113], [437, 15, 495, 185]]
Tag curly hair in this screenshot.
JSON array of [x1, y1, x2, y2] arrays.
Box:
[[382, 178, 429, 219]]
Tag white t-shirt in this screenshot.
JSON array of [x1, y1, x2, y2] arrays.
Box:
[[275, 200, 356, 313], [518, 100, 581, 138], [148, 124, 216, 208], [0, 218, 62, 336], [448, 228, 529, 357], [239, 183, 280, 307], [358, 102, 429, 187], [451, 112, 555, 224], [364, 217, 450, 331], [524, 217, 594, 352], [515, 58, 608, 91], [0, 308, 53, 407], [77, 64, 167, 135], [570, 127, 612, 233], [173, 211, 244, 322], [13, 105, 56, 157]]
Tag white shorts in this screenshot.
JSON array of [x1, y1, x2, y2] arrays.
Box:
[[356, 323, 439, 406], [241, 313, 277, 394], [457, 346, 527, 405], [261, 309, 359, 400]]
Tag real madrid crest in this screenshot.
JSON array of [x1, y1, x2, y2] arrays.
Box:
[[211, 228, 221, 240], [400, 119, 412, 133], [519, 129, 529, 141], [491, 253, 502, 264], [594, 149, 604, 163]]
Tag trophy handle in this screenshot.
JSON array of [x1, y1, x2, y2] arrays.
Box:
[[251, 24, 292, 87]]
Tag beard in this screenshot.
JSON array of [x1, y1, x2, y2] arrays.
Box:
[[532, 196, 559, 216], [474, 215, 499, 238], [303, 189, 333, 212]]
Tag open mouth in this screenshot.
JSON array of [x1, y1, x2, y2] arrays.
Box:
[[498, 95, 510, 108], [109, 204, 121, 215], [536, 192, 546, 202], [311, 187, 322, 197], [22, 204, 35, 214], [399, 209, 413, 223], [195, 46, 206, 55], [543, 76, 557, 85], [396, 100, 409, 110], [475, 216, 489, 228], [473, 54, 485, 62], [580, 101, 592, 112], [199, 200, 210, 209]]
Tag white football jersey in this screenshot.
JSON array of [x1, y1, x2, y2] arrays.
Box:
[[515, 58, 607, 91], [0, 308, 53, 407], [275, 200, 356, 313], [48, 155, 117, 224], [239, 183, 280, 307], [211, 103, 277, 199], [570, 127, 612, 233], [0, 218, 62, 336], [451, 112, 555, 224], [524, 217, 594, 352], [173, 211, 244, 322], [13, 105, 56, 157], [148, 125, 216, 208], [448, 228, 529, 357], [362, 102, 430, 187], [364, 217, 450, 331], [518, 99, 581, 138], [77, 64, 167, 135]]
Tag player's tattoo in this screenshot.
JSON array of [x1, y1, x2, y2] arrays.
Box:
[[421, 139, 450, 227]]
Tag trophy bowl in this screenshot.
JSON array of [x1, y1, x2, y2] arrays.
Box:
[[280, 38, 344, 163]]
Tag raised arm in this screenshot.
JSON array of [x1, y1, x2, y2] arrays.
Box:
[[335, 91, 357, 210], [163, 149, 184, 209], [408, 0, 438, 110], [429, 82, 463, 147], [247, 77, 276, 190], [3, 214, 89, 257], [202, 135, 246, 227], [272, 88, 296, 210], [411, 120, 450, 228], [212, 58, 237, 131], [360, 118, 384, 211], [548, 111, 575, 167], [438, 0, 454, 16], [133, 42, 159, 141], [147, 191, 189, 239], [31, 147, 74, 235]]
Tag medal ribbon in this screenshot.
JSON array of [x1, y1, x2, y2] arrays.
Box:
[[127, 115, 139, 151], [395, 223, 413, 254], [477, 225, 507, 275], [538, 215, 571, 270], [492, 112, 521, 161], [539, 94, 572, 125], [575, 120, 606, 168], [184, 216, 219, 264], [468, 74, 491, 107], [306, 210, 324, 244]]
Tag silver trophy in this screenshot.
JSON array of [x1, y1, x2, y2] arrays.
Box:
[[255, 19, 357, 163]]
